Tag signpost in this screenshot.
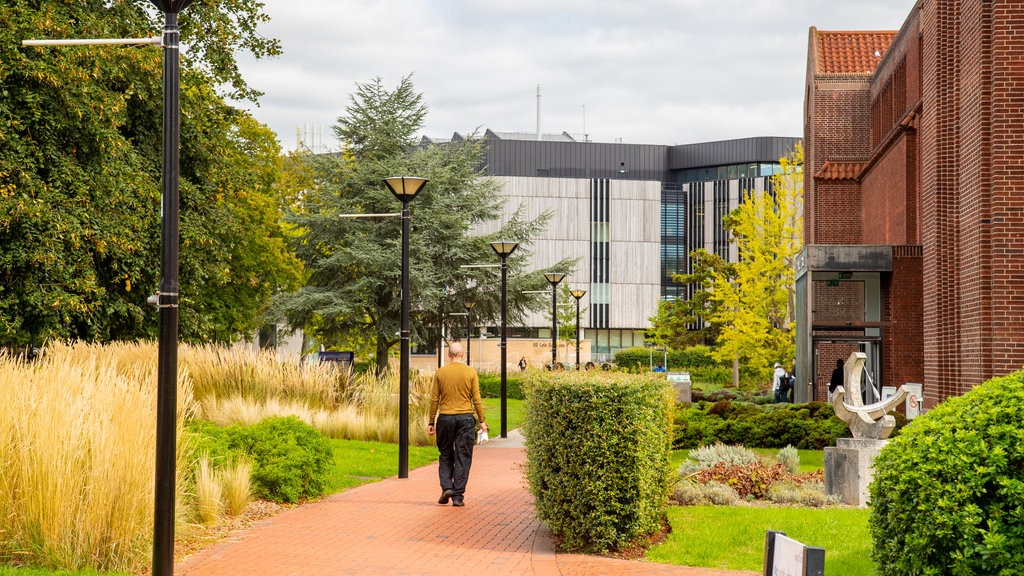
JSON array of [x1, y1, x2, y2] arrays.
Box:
[[763, 531, 824, 576]]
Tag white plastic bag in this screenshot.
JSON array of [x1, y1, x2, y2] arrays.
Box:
[[476, 429, 489, 444]]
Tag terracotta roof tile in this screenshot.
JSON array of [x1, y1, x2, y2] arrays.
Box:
[[815, 30, 897, 75], [815, 161, 865, 180]]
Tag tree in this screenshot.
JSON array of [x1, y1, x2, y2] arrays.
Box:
[[279, 76, 573, 370], [0, 0, 298, 348], [648, 248, 731, 349], [710, 144, 803, 385]]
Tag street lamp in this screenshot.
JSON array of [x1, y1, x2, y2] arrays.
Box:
[[544, 272, 566, 369], [383, 176, 428, 479], [490, 240, 518, 438], [463, 300, 475, 365], [570, 289, 586, 369]]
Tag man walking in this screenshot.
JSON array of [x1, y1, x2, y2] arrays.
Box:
[[428, 342, 487, 507]]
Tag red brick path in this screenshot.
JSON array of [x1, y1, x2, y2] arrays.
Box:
[[176, 435, 757, 576]]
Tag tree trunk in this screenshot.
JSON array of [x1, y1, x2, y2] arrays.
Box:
[[732, 356, 740, 388]]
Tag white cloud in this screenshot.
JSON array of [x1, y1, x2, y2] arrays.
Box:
[[231, 0, 915, 150]]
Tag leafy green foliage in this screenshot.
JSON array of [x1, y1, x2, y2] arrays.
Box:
[[651, 248, 730, 348], [674, 400, 850, 450], [186, 417, 333, 503], [869, 370, 1024, 576], [0, 0, 300, 348], [708, 145, 803, 379], [523, 372, 674, 553]]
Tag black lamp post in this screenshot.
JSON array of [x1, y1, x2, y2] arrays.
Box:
[[383, 176, 428, 479], [463, 300, 475, 366], [544, 272, 566, 368], [570, 289, 586, 369], [149, 2, 192, 574], [490, 241, 518, 438]]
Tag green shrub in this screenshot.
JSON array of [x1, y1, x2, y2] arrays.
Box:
[[673, 401, 849, 450], [188, 416, 333, 503], [524, 371, 674, 553], [869, 370, 1024, 575]]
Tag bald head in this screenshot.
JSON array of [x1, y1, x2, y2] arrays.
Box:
[[447, 342, 465, 359]]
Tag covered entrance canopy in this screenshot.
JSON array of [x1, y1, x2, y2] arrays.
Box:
[[794, 245, 892, 403]]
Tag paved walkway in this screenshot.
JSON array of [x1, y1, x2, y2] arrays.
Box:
[[176, 431, 758, 576]]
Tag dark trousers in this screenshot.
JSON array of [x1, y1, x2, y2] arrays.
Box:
[[435, 413, 477, 497]]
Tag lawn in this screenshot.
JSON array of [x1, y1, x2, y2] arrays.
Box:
[[648, 505, 874, 575]]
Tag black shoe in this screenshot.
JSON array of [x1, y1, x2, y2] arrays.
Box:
[[438, 489, 454, 505], [452, 497, 464, 507]]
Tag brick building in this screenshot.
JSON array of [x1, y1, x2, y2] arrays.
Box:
[[799, 1, 1024, 408]]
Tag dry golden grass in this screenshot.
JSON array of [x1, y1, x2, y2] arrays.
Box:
[[0, 340, 433, 573], [195, 456, 223, 526], [0, 342, 191, 573], [220, 458, 253, 517]]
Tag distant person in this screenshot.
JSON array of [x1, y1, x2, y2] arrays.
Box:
[[772, 362, 787, 403], [829, 359, 845, 399], [428, 342, 487, 507], [518, 356, 527, 371], [653, 362, 666, 373]]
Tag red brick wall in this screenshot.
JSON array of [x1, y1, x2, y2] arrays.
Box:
[[807, 1, 1024, 406], [811, 180, 861, 243], [860, 137, 911, 244], [807, 79, 872, 245], [882, 246, 924, 400]]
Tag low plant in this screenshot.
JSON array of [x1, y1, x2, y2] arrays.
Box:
[[691, 462, 788, 500], [672, 480, 740, 506], [777, 445, 800, 474], [767, 480, 837, 507], [674, 400, 849, 449], [687, 442, 762, 469]]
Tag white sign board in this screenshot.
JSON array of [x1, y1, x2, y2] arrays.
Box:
[[772, 534, 806, 576], [905, 382, 923, 419], [764, 530, 825, 576], [667, 372, 690, 383]]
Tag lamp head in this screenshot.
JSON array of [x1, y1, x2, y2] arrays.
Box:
[[545, 272, 566, 286], [489, 241, 519, 258], [570, 289, 587, 300], [463, 301, 476, 311], [383, 176, 428, 203]]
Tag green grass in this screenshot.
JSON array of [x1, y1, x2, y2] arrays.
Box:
[[482, 397, 526, 433], [648, 505, 873, 575], [326, 439, 439, 492]]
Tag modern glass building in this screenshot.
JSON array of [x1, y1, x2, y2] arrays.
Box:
[[436, 131, 801, 357]]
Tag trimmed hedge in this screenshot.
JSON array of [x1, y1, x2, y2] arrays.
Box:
[[523, 371, 674, 553], [674, 401, 850, 450], [613, 346, 770, 388], [869, 370, 1024, 575]]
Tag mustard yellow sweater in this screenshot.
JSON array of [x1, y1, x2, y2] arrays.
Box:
[[428, 362, 485, 423]]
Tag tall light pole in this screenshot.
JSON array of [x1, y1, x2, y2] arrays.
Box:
[[383, 176, 428, 479], [545, 272, 566, 369], [463, 300, 475, 365], [490, 241, 518, 438], [151, 3, 191, 573], [570, 289, 586, 369]]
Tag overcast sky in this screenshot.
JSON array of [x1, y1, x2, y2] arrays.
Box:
[[233, 0, 915, 151]]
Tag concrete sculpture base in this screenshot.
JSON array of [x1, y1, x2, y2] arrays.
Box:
[[824, 437, 888, 507]]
